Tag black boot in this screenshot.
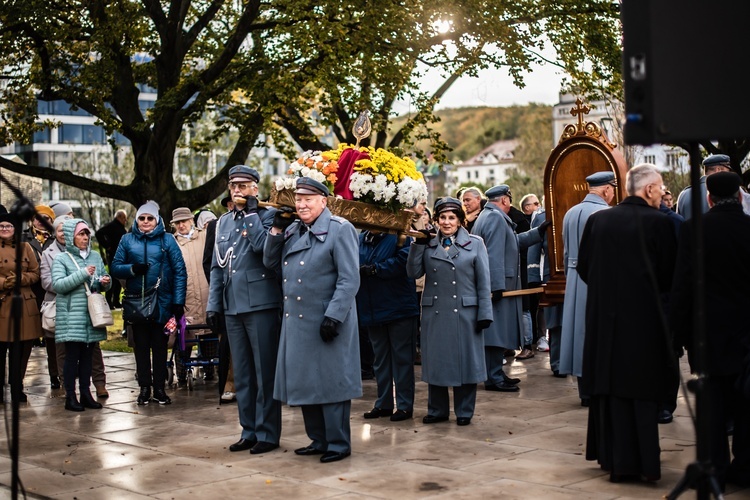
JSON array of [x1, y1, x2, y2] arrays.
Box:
[[137, 387, 151, 405], [153, 388, 171, 405], [65, 394, 85, 412], [80, 391, 102, 409]]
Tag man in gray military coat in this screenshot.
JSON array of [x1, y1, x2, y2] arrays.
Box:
[[559, 171, 616, 405], [264, 176, 361, 464], [206, 165, 282, 455], [471, 185, 546, 392], [676, 154, 733, 220]]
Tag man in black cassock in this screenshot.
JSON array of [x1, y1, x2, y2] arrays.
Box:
[[577, 163, 679, 483], [670, 171, 750, 490]]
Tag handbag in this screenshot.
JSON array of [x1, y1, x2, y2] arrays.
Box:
[[40, 300, 56, 332], [122, 280, 160, 323], [66, 253, 114, 328]]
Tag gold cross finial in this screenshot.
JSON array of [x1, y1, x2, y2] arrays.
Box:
[[570, 98, 590, 132]]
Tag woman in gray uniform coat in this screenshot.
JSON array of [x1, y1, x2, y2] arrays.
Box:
[[406, 197, 492, 426]]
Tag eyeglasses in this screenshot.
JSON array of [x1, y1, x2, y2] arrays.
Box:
[[138, 216, 156, 222], [0, 224, 13, 230], [229, 182, 257, 190]]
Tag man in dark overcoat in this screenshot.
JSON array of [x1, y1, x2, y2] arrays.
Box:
[[264, 177, 361, 464], [578, 163, 679, 482], [670, 171, 750, 489], [206, 165, 282, 455], [95, 209, 128, 309]]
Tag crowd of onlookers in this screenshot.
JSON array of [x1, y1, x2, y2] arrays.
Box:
[[1, 155, 747, 485]]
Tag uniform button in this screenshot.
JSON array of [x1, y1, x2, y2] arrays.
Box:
[[453, 309, 458, 313], [435, 311, 439, 314], [297, 297, 301, 301], [452, 267, 455, 271], [261, 274, 265, 278], [433, 282, 437, 286], [284, 261, 288, 265], [249, 224, 253, 227], [233, 242, 237, 245], [300, 261, 305, 265], [232, 255, 236, 259], [285, 313, 289, 317], [284, 296, 287, 300], [452, 281, 456, 285], [220, 236, 225, 240], [283, 278, 287, 283], [232, 270, 236, 273], [298, 279, 302, 283], [299, 314, 303, 318], [235, 228, 240, 232], [433, 268, 437, 272], [433, 296, 438, 299], [453, 295, 457, 298]]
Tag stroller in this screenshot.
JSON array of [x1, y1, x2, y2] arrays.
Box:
[[167, 322, 220, 390]]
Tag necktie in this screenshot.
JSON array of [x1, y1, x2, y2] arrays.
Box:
[[443, 237, 452, 249]]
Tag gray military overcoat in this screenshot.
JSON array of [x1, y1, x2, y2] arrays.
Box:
[[263, 208, 362, 405], [206, 207, 282, 315], [406, 226, 492, 387], [559, 193, 610, 376], [471, 203, 541, 349]]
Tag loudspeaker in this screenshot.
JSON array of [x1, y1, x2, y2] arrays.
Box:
[[622, 0, 750, 145]]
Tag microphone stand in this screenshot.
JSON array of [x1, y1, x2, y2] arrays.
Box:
[[0, 170, 53, 500]]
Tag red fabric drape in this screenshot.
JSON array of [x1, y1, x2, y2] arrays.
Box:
[[334, 148, 370, 199]]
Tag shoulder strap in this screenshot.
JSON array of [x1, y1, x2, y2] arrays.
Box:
[[66, 252, 93, 296]]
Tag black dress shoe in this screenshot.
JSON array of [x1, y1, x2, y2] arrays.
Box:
[[657, 410, 673, 424], [250, 442, 279, 454], [552, 371, 567, 378], [390, 409, 413, 422], [485, 381, 519, 392], [456, 417, 472, 426], [229, 438, 257, 452], [502, 374, 521, 385], [320, 450, 351, 463], [422, 415, 449, 424], [363, 407, 393, 419], [294, 445, 325, 456]]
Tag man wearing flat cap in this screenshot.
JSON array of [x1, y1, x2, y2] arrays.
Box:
[[671, 171, 750, 489], [207, 165, 283, 455], [471, 184, 547, 392], [264, 176, 361, 463], [676, 154, 732, 220], [559, 171, 616, 406]]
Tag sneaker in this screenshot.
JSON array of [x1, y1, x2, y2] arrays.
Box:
[[137, 387, 151, 405], [537, 336, 550, 352], [221, 391, 236, 402], [152, 388, 172, 405]]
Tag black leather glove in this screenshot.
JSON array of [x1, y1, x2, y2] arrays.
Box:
[[476, 319, 492, 332], [244, 196, 259, 213], [412, 228, 435, 245], [131, 263, 149, 276], [171, 304, 185, 319], [537, 219, 552, 237], [491, 290, 505, 302], [273, 206, 297, 231], [360, 264, 377, 277], [206, 311, 223, 331], [320, 317, 340, 343]]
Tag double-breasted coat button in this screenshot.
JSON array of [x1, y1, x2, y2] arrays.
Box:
[[298, 278, 302, 283], [285, 313, 289, 317], [453, 309, 458, 313], [433, 296, 438, 299], [284, 278, 287, 283], [433, 282, 438, 286], [300, 261, 305, 265], [452, 281, 456, 285], [284, 296, 288, 300], [299, 314, 303, 318], [297, 297, 301, 301], [453, 295, 457, 298], [284, 261, 288, 265], [232, 270, 236, 273]]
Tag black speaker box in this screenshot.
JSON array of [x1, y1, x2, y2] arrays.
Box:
[[622, 0, 750, 145]]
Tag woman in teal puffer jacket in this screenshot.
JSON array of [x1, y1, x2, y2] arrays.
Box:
[[52, 219, 111, 412]]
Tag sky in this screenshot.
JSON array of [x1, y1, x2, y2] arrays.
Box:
[[394, 60, 566, 115]]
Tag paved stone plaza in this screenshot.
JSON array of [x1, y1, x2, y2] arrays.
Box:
[[0, 347, 748, 499]]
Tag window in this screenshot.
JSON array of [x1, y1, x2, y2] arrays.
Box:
[[59, 125, 106, 144], [51, 100, 89, 116], [666, 152, 682, 168], [466, 171, 471, 180], [33, 127, 51, 144], [643, 154, 656, 164]]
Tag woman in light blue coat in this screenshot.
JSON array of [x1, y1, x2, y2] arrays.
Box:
[[407, 197, 492, 426], [52, 219, 111, 412]]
